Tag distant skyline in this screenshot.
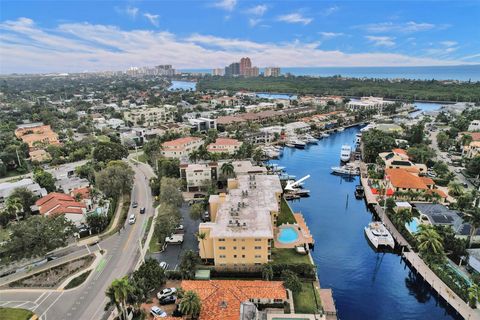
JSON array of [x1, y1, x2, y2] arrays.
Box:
[[0, 0, 479, 74]]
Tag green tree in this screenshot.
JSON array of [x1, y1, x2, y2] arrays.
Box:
[[447, 181, 464, 197], [220, 162, 235, 178], [392, 208, 414, 227], [465, 208, 480, 248], [159, 178, 183, 207], [92, 141, 128, 164], [466, 156, 480, 177], [415, 224, 445, 264], [131, 258, 166, 299], [362, 129, 396, 163], [262, 264, 274, 281], [468, 283, 480, 308], [86, 213, 109, 234], [95, 161, 134, 198], [407, 145, 436, 165], [196, 231, 207, 263], [9, 187, 37, 217], [433, 161, 449, 177], [281, 270, 302, 293], [33, 168, 56, 192], [189, 203, 204, 221], [4, 215, 74, 260], [436, 131, 452, 151], [4, 196, 23, 222], [105, 277, 135, 320], [179, 250, 200, 280], [179, 290, 202, 319]]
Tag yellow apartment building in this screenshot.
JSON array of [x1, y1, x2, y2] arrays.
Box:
[[198, 175, 283, 270]]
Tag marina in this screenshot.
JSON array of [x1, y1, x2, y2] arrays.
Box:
[[270, 122, 463, 320]]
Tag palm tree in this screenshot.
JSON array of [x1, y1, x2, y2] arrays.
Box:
[[106, 277, 134, 320], [262, 265, 274, 281], [189, 150, 199, 163], [393, 208, 413, 227], [5, 197, 23, 221], [221, 162, 235, 178], [179, 290, 202, 319], [465, 208, 480, 248], [468, 283, 480, 308], [448, 181, 464, 197], [196, 231, 207, 263], [415, 225, 444, 264]]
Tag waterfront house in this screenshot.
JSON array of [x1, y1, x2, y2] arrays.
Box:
[[379, 149, 427, 173], [198, 175, 282, 270], [207, 138, 243, 155], [181, 280, 287, 320], [161, 137, 204, 160], [385, 168, 447, 202]]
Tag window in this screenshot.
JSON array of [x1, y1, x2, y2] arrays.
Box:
[[219, 239, 225, 242], [254, 246, 261, 250], [219, 246, 226, 250], [219, 255, 226, 258], [241, 247, 245, 250], [234, 255, 237, 258], [242, 255, 245, 258], [233, 246, 237, 250], [233, 238, 237, 242], [255, 255, 261, 258], [255, 238, 262, 242]]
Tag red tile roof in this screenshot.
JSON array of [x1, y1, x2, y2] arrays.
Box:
[[71, 187, 90, 200], [181, 280, 286, 320], [162, 137, 202, 147], [386, 168, 429, 190], [393, 148, 408, 157], [36, 192, 86, 216]]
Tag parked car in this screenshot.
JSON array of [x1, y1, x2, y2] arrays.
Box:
[[159, 295, 177, 305], [150, 306, 167, 318], [128, 214, 136, 224], [165, 234, 183, 244], [159, 261, 169, 270], [157, 287, 177, 300], [132, 202, 138, 208], [175, 224, 184, 232], [140, 207, 146, 214]]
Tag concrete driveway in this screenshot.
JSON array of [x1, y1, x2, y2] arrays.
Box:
[[146, 204, 200, 270]]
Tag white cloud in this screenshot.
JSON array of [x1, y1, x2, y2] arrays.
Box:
[[212, 0, 237, 12], [440, 41, 457, 47], [366, 36, 396, 47], [277, 13, 313, 25], [0, 18, 475, 74], [125, 6, 139, 19], [358, 21, 436, 33], [322, 6, 339, 16], [249, 18, 262, 27], [246, 4, 268, 16], [319, 32, 344, 39], [144, 13, 159, 27]]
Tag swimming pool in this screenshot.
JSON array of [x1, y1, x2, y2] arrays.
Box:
[[405, 218, 420, 234], [278, 226, 300, 244]]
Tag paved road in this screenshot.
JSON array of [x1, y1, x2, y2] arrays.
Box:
[[0, 162, 156, 320], [429, 128, 474, 188]]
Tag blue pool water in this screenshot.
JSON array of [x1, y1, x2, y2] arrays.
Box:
[[278, 227, 300, 244], [168, 80, 196, 91], [405, 218, 420, 234], [270, 104, 461, 320]]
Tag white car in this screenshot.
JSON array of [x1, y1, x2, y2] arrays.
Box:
[[157, 287, 177, 300], [128, 214, 136, 224], [150, 306, 167, 318], [159, 261, 169, 270]]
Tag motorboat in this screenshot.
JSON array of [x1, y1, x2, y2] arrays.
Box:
[[337, 127, 345, 132], [364, 222, 395, 248], [293, 140, 306, 149], [321, 132, 330, 138], [331, 165, 359, 176], [303, 134, 319, 144], [354, 185, 365, 198], [285, 142, 295, 148], [340, 145, 352, 162]]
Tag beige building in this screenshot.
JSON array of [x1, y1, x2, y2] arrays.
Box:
[[161, 137, 204, 159], [264, 67, 281, 77], [207, 138, 243, 154], [198, 175, 283, 270], [15, 123, 60, 150], [379, 149, 427, 173], [124, 105, 176, 127]]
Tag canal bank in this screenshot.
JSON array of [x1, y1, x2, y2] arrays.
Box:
[[270, 126, 463, 320]]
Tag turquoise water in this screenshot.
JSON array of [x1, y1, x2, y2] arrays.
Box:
[[405, 218, 420, 234], [278, 226, 300, 244], [179, 65, 480, 81], [168, 80, 196, 91], [256, 93, 297, 100]]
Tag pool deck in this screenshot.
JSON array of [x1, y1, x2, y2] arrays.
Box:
[[274, 213, 314, 249], [294, 213, 314, 246]]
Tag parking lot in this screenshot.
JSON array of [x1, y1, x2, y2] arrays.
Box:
[[146, 204, 200, 270]]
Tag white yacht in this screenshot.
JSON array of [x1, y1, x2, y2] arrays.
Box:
[[303, 134, 319, 144], [293, 139, 306, 149], [321, 132, 330, 138], [337, 127, 345, 132], [331, 165, 359, 176], [364, 222, 395, 248], [340, 145, 352, 162]]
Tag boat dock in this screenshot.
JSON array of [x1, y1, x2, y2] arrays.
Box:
[[372, 205, 410, 249], [359, 163, 378, 205]]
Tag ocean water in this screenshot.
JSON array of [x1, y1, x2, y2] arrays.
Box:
[[168, 80, 196, 91], [180, 65, 480, 81]]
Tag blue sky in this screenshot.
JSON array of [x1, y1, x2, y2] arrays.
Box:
[[0, 0, 479, 73]]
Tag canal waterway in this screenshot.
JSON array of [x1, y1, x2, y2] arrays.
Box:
[[269, 105, 462, 320]]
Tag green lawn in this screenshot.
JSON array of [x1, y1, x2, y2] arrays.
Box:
[[277, 197, 296, 226], [64, 270, 92, 289], [271, 248, 311, 265], [148, 235, 162, 253], [293, 282, 321, 314], [0, 307, 34, 320]]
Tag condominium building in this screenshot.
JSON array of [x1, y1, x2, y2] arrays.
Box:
[[346, 97, 396, 111], [212, 68, 225, 76], [124, 105, 176, 127], [198, 175, 283, 269], [245, 66, 259, 77], [188, 117, 217, 133], [15, 123, 60, 151], [239, 57, 252, 76], [161, 137, 204, 159], [225, 62, 240, 76], [207, 138, 243, 154], [264, 67, 281, 77]]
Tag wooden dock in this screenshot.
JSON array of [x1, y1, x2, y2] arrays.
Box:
[[373, 205, 410, 249]]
